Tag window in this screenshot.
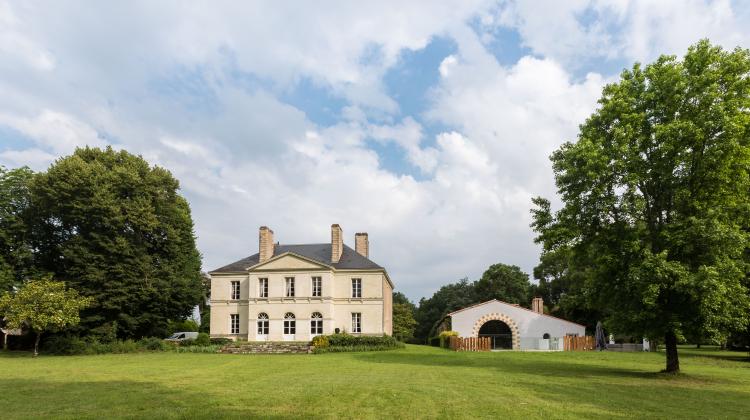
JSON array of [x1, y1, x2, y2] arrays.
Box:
[[542, 333, 550, 340], [310, 312, 323, 335], [351, 312, 361, 333], [285, 277, 295, 297], [351, 278, 362, 298], [312, 276, 322, 297], [284, 312, 296, 334], [230, 314, 240, 334], [231, 281, 240, 300], [257, 313, 269, 335], [258, 278, 268, 298]]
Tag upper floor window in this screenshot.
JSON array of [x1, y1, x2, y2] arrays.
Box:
[[351, 278, 362, 298], [284, 312, 296, 335], [310, 312, 323, 335], [231, 281, 240, 300], [312, 276, 322, 297], [285, 277, 295, 297], [258, 278, 268, 298], [230, 313, 240, 334], [351, 312, 361, 333], [257, 312, 269, 335]]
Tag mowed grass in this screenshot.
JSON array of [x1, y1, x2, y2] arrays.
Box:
[[1, 345, 749, 419]]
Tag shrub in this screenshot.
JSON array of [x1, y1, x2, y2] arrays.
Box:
[[138, 337, 169, 351], [210, 337, 232, 345], [194, 333, 210, 346], [439, 331, 458, 348], [173, 344, 222, 353], [167, 319, 200, 335], [312, 335, 329, 348], [314, 334, 402, 353], [429, 337, 440, 347]]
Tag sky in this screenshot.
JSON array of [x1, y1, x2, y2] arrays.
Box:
[[1, 1, 749, 302]]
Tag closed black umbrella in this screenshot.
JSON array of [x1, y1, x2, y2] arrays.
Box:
[[595, 321, 607, 351]]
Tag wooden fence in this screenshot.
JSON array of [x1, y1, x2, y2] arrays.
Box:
[[449, 336, 490, 352], [563, 335, 595, 351]]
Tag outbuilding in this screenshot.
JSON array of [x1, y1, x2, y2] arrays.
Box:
[[448, 298, 585, 350]]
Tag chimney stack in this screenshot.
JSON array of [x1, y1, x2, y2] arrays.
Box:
[[259, 226, 274, 262], [331, 224, 343, 263], [355, 233, 369, 258], [532, 297, 544, 314]]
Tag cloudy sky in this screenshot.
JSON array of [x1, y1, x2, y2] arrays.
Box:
[[1, 1, 749, 301]]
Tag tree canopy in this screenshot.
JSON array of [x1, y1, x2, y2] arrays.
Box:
[[531, 40, 750, 372], [0, 166, 35, 292], [0, 277, 92, 356], [24, 147, 204, 338]]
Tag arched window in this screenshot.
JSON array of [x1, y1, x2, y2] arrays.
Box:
[[284, 312, 296, 335], [257, 313, 269, 335], [542, 333, 550, 340], [310, 312, 323, 335]]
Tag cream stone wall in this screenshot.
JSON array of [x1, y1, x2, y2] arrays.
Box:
[[210, 254, 393, 341]]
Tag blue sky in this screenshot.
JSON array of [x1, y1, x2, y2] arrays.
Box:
[[1, 0, 749, 301]]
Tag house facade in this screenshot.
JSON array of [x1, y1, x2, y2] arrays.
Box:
[[449, 298, 585, 350], [209, 224, 393, 341]]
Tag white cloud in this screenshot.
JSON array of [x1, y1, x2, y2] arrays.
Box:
[[1, 1, 748, 300]]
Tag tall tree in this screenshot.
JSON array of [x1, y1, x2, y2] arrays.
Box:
[[532, 40, 750, 373], [0, 166, 35, 292], [29, 147, 204, 338], [414, 278, 477, 339], [392, 303, 417, 341], [474, 263, 531, 305], [0, 277, 91, 356]]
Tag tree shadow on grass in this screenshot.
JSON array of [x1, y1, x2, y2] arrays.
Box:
[[351, 349, 740, 385], [0, 378, 291, 420]]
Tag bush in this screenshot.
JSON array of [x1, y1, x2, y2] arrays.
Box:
[[138, 337, 169, 351], [194, 332, 210, 346], [210, 337, 232, 345], [173, 344, 222, 353], [438, 331, 458, 348], [312, 335, 329, 348], [429, 337, 440, 347], [167, 319, 200, 335], [313, 333, 402, 353]]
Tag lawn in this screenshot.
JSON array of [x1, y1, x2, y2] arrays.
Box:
[[1, 345, 749, 419]]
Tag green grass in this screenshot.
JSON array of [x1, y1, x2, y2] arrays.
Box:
[[1, 345, 748, 419]]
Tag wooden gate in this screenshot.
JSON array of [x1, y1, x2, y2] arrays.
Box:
[[563, 336, 595, 351], [449, 336, 490, 352]]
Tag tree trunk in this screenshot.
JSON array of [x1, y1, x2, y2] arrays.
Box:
[[664, 331, 679, 373], [696, 342, 701, 349], [33, 332, 40, 357]]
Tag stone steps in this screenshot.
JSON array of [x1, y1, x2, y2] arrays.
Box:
[[220, 341, 313, 354]]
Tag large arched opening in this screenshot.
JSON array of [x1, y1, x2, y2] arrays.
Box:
[[478, 320, 513, 350]]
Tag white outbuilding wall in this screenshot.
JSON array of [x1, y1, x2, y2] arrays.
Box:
[[450, 300, 586, 350]]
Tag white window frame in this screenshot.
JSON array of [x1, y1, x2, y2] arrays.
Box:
[[351, 278, 362, 298], [285, 277, 295, 297], [351, 312, 361, 334], [257, 313, 269, 337], [310, 312, 323, 335], [258, 278, 268, 298], [312, 276, 322, 297], [231, 280, 240, 300], [283, 312, 296, 340], [230, 313, 240, 334]]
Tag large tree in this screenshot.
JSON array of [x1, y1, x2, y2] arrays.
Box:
[[0, 166, 35, 292], [532, 40, 750, 373], [0, 277, 91, 356], [29, 147, 204, 338], [414, 278, 477, 339], [474, 263, 531, 305]]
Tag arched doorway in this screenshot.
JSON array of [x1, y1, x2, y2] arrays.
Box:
[[478, 320, 512, 350]]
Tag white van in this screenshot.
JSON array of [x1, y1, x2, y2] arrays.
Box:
[[165, 332, 199, 342]]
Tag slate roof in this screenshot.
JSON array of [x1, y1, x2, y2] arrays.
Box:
[[210, 243, 383, 273]]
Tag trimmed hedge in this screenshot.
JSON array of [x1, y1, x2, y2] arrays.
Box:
[[312, 333, 404, 353], [41, 335, 222, 355]]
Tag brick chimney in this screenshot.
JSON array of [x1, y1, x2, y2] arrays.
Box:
[[355, 232, 369, 258], [259, 226, 274, 262], [532, 297, 544, 314], [331, 224, 343, 263]]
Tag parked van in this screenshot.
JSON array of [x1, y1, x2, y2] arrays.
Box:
[[165, 332, 199, 342]]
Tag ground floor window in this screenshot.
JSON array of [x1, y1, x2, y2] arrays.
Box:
[[311, 312, 323, 335], [351, 312, 361, 333], [284, 312, 296, 334], [230, 314, 240, 334], [257, 313, 269, 335]]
